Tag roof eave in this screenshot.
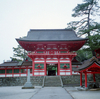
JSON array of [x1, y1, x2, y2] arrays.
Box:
[[16, 38, 88, 42], [74, 61, 100, 72]]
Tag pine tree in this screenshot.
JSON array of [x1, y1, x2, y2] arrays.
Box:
[[67, 0, 100, 56], [10, 45, 28, 61]]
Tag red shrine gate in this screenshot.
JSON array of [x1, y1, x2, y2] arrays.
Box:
[[16, 29, 87, 76], [28, 50, 76, 76]]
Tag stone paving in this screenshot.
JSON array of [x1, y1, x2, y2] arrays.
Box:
[[31, 87, 73, 99], [64, 87, 100, 99], [0, 86, 100, 99], [0, 86, 41, 99]]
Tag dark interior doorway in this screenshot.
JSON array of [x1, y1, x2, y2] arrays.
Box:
[[47, 64, 57, 76], [48, 70, 56, 76]]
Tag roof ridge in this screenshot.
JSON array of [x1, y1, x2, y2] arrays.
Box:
[[29, 29, 73, 31], [90, 56, 98, 62]]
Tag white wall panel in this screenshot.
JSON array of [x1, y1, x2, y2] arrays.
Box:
[[34, 61, 44, 62], [34, 72, 39, 75], [60, 61, 70, 62], [6, 75, 12, 77], [14, 74, 19, 77], [21, 74, 26, 76], [60, 72, 65, 75], [66, 72, 70, 75], [0, 75, 5, 77], [40, 72, 44, 75]]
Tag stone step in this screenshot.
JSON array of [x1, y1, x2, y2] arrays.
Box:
[[44, 85, 61, 87], [45, 80, 60, 81], [45, 83, 61, 84], [44, 76, 61, 87], [45, 84, 61, 86], [45, 79, 60, 80], [44, 84, 61, 86], [45, 81, 60, 83]]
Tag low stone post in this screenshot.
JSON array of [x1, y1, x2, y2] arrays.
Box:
[[22, 69, 34, 89]]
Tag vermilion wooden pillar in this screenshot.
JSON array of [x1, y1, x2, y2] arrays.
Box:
[[19, 67, 21, 77], [80, 73, 82, 87], [93, 74, 96, 82], [5, 68, 7, 77], [32, 59, 34, 76], [26, 66, 28, 76], [12, 67, 14, 77], [85, 73, 87, 88], [44, 57, 46, 76], [69, 58, 72, 75], [58, 57, 60, 75]]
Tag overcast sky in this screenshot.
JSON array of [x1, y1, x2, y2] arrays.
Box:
[[0, 0, 99, 63]]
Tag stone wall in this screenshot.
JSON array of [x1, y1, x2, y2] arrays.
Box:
[[61, 75, 80, 86], [0, 75, 100, 86], [61, 75, 100, 86], [0, 76, 44, 86]]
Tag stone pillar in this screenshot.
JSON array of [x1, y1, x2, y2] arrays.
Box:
[[22, 69, 34, 89]]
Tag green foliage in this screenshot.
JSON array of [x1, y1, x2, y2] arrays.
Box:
[[10, 45, 28, 61], [88, 34, 100, 50], [72, 0, 99, 17], [79, 23, 100, 36], [76, 49, 92, 62], [68, 0, 100, 36], [67, 0, 100, 57]]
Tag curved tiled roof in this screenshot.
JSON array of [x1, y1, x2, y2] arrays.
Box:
[[74, 57, 100, 72], [16, 29, 87, 42], [0, 61, 19, 67], [0, 61, 32, 67]]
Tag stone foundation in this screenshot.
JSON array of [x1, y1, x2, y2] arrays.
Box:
[[61, 75, 80, 86], [0, 75, 100, 86], [0, 76, 44, 86]]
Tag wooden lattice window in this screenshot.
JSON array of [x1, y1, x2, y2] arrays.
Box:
[[21, 69, 26, 73], [60, 51, 67, 53], [37, 51, 43, 53], [7, 69, 12, 73], [60, 63, 70, 69], [35, 64, 44, 69], [0, 70, 5, 74], [14, 69, 19, 73]]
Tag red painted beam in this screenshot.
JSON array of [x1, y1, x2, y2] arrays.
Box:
[[18, 40, 86, 51]]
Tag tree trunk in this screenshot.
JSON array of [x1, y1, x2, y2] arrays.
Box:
[[92, 50, 96, 56], [24, 49, 25, 61], [87, 10, 90, 36]]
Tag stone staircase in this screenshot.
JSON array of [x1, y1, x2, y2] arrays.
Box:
[[44, 76, 63, 87]]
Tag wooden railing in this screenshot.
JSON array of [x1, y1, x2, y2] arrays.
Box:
[[28, 51, 77, 56]]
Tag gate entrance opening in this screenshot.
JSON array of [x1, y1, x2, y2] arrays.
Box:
[[47, 64, 58, 76]]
